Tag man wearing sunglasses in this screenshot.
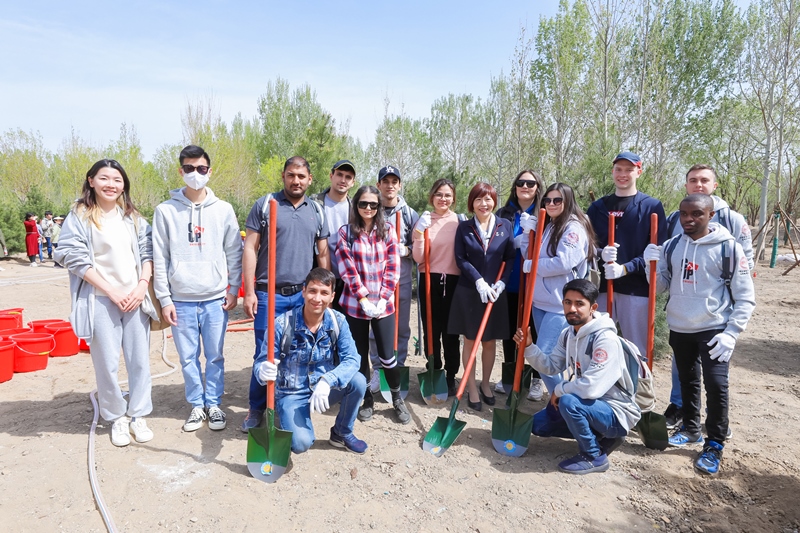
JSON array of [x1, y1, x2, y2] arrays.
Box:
[[586, 152, 667, 359], [153, 144, 243, 433]]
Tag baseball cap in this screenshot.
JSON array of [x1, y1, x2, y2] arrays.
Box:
[[378, 165, 401, 182], [612, 151, 642, 167], [54, 215, 64, 220], [332, 159, 356, 175]]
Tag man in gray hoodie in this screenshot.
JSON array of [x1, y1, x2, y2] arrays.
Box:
[[516, 278, 641, 475], [153, 145, 243, 433], [645, 193, 756, 475]]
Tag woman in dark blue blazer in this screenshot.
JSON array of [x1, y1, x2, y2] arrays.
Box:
[[447, 182, 515, 411]]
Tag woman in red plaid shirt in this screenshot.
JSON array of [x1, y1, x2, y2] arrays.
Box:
[[335, 185, 410, 425]]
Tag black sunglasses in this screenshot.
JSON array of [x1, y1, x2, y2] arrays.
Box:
[[357, 201, 379, 210], [515, 179, 538, 189], [542, 197, 564, 206], [181, 164, 210, 175]]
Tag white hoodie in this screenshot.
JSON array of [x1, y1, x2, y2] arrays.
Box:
[[152, 187, 243, 307]]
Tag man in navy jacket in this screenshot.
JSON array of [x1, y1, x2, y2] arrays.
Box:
[[587, 152, 667, 357]]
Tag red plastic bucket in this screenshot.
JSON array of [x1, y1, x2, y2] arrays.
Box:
[[44, 323, 79, 357], [0, 327, 32, 340], [0, 339, 14, 382], [28, 319, 68, 334], [79, 338, 90, 351], [0, 308, 24, 328], [10, 333, 55, 372]]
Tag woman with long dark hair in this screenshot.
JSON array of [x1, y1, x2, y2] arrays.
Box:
[[55, 159, 159, 447], [336, 185, 410, 424], [447, 182, 515, 411], [521, 182, 596, 395], [412, 178, 462, 395]]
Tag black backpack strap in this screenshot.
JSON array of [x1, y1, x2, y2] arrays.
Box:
[[664, 237, 680, 278], [666, 211, 680, 238]]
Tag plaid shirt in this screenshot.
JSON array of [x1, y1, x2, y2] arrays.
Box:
[[335, 224, 399, 320]]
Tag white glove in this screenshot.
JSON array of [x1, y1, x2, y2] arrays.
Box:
[[490, 280, 506, 302], [519, 212, 538, 234], [375, 298, 388, 316], [604, 262, 626, 280], [397, 243, 408, 257], [522, 259, 533, 273], [416, 211, 431, 232], [644, 243, 662, 263], [475, 278, 495, 304], [360, 298, 379, 318], [708, 332, 736, 363], [310, 378, 331, 413], [601, 244, 619, 263], [257, 359, 279, 383]]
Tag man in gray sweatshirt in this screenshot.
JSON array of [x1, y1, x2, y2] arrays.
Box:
[[516, 278, 641, 475], [153, 145, 243, 433], [645, 193, 756, 475]]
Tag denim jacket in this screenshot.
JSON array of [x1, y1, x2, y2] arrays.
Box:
[[253, 306, 361, 396]]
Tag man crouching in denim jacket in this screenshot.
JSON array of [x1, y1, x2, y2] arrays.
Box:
[[253, 268, 368, 454]]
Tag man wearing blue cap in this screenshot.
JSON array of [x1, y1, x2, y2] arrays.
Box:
[[587, 152, 667, 358]]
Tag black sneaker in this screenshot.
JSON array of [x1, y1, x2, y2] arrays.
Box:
[[393, 399, 411, 425], [446, 376, 457, 397], [664, 403, 683, 430]]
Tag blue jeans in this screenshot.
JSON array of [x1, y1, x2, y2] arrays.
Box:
[[669, 354, 682, 407], [45, 237, 52, 258], [532, 394, 627, 458], [532, 307, 566, 394], [276, 372, 367, 453], [172, 299, 228, 408], [249, 290, 304, 411]]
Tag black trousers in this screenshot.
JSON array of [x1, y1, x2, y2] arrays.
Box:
[[419, 272, 460, 379], [347, 314, 399, 408], [669, 329, 729, 444], [331, 279, 346, 314]]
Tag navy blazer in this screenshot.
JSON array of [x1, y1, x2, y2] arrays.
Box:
[[454, 216, 515, 288]]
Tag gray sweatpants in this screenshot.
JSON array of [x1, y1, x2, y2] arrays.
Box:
[[90, 296, 153, 422], [597, 293, 649, 358]]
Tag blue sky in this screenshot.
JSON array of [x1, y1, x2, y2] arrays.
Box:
[[0, 1, 752, 159]]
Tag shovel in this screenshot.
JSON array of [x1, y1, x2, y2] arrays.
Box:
[[423, 264, 506, 457], [492, 209, 546, 457], [417, 229, 448, 404], [498, 267, 526, 395], [247, 197, 292, 482], [635, 213, 669, 450], [381, 211, 410, 402], [607, 214, 615, 319]]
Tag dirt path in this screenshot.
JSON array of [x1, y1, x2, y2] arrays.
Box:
[[0, 252, 798, 533]]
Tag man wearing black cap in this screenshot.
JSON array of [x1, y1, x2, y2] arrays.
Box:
[[313, 160, 356, 312], [587, 152, 667, 358]]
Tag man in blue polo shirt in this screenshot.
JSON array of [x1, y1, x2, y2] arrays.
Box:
[[240, 156, 331, 431], [587, 151, 667, 358]]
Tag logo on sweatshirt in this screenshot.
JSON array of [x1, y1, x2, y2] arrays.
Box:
[[565, 232, 579, 247], [682, 260, 698, 281], [188, 223, 205, 244], [592, 348, 608, 364]]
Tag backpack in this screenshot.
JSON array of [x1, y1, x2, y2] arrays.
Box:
[[260, 193, 326, 241], [279, 307, 341, 365], [585, 332, 655, 413], [664, 236, 736, 302], [667, 206, 731, 237]]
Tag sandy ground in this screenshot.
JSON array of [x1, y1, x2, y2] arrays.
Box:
[[0, 250, 799, 533]]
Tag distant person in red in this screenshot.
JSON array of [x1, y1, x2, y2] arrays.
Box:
[[24, 213, 39, 266]]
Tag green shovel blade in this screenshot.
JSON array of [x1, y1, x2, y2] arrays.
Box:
[[491, 391, 533, 457], [418, 366, 448, 405], [246, 409, 292, 483], [635, 411, 669, 451], [379, 366, 410, 402], [422, 399, 466, 457]]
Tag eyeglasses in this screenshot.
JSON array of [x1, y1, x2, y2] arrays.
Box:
[[433, 193, 453, 199], [542, 197, 564, 206], [357, 201, 379, 210], [516, 179, 538, 189], [181, 164, 210, 175]]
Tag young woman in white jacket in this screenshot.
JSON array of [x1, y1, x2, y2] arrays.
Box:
[[521, 182, 596, 395], [55, 159, 158, 447]]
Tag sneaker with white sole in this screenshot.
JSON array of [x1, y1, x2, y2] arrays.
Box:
[[240, 409, 264, 432], [207, 406, 227, 431], [667, 427, 704, 447], [184, 407, 206, 432], [129, 418, 154, 443], [494, 381, 507, 394], [30, 262, 38, 267], [369, 369, 381, 394], [111, 417, 131, 447], [527, 378, 544, 401]]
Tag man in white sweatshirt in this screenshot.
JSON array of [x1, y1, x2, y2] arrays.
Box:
[[515, 278, 641, 475], [645, 193, 756, 475], [153, 145, 243, 433]]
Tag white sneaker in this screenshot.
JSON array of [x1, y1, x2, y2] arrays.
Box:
[[30, 263, 38, 267], [111, 417, 131, 447], [527, 378, 544, 401], [129, 418, 154, 443], [369, 369, 381, 394], [207, 406, 227, 431], [494, 381, 506, 393], [184, 407, 206, 432]]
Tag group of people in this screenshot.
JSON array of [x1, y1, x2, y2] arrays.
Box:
[[23, 210, 64, 267], [54, 147, 755, 477]]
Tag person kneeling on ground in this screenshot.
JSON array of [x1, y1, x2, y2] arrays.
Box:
[[253, 268, 368, 454], [514, 278, 640, 474]]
